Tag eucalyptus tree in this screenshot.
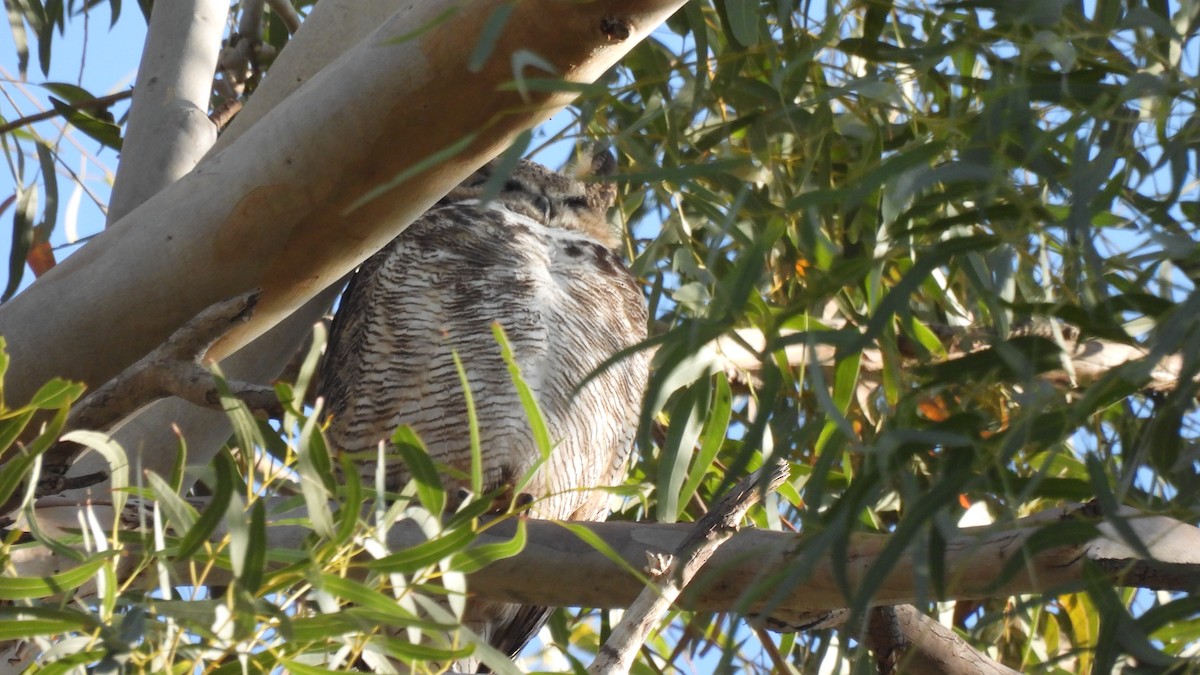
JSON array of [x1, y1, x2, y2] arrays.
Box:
[[1, 1, 1198, 673]]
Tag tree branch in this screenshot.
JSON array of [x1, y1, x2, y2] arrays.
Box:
[[27, 292, 284, 502], [864, 605, 1021, 675], [105, 0, 228, 225], [590, 462, 790, 674], [12, 501, 1200, 618], [710, 326, 1190, 394], [0, 0, 689, 408]]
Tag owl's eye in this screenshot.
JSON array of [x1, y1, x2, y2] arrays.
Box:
[[563, 196, 589, 210], [533, 196, 554, 221], [504, 180, 524, 192]]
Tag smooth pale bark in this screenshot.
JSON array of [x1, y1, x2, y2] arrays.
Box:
[[60, 285, 339, 491], [106, 0, 226, 224], [72, 0, 389, 490], [14, 502, 1200, 616], [0, 0, 687, 406]]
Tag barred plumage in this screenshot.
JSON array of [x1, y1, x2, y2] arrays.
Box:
[[319, 154, 649, 668]]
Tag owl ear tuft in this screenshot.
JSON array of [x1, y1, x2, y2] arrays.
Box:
[[589, 147, 617, 177], [573, 146, 618, 210], [571, 145, 616, 179]]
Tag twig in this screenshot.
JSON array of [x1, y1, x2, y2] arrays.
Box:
[[32, 291, 281, 499], [209, 99, 243, 131], [588, 461, 790, 674], [265, 0, 303, 33], [65, 291, 276, 432], [864, 605, 1020, 675], [0, 90, 132, 136]]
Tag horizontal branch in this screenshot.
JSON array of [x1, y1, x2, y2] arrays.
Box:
[[13, 500, 1200, 619], [711, 327, 1188, 393]]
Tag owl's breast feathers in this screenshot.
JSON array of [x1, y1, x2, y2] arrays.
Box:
[[320, 200, 649, 522]]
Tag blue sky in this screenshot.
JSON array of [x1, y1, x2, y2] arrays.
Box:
[[0, 4, 143, 295]]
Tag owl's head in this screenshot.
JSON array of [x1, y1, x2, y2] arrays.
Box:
[[447, 151, 621, 247]]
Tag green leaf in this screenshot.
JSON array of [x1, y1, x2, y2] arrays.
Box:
[[554, 522, 651, 587], [449, 351, 483, 497], [392, 425, 444, 516], [334, 454, 364, 544], [34, 140, 56, 235], [40, 82, 96, 104], [4, 181, 35, 302], [5, 1, 29, 78], [0, 606, 101, 637], [411, 595, 524, 675], [309, 574, 429, 621], [296, 398, 335, 539], [0, 619, 82, 638], [450, 519, 526, 574], [145, 470, 199, 537], [48, 96, 122, 150], [25, 377, 84, 409], [723, 0, 759, 47], [363, 526, 477, 574], [60, 429, 128, 524], [657, 382, 706, 523], [0, 552, 116, 600], [678, 373, 732, 512], [226, 491, 251, 585], [492, 323, 555, 499], [174, 449, 235, 560], [347, 131, 478, 214]]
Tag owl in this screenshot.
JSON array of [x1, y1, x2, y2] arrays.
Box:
[[318, 152, 650, 669]]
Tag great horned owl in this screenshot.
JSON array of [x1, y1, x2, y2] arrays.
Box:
[[319, 152, 650, 668]]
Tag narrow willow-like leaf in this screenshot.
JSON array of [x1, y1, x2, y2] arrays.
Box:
[[295, 398, 335, 539], [34, 141, 56, 235], [288, 609, 449, 642], [657, 382, 706, 523], [347, 131, 478, 214], [450, 519, 526, 574], [145, 470, 198, 537], [312, 574, 428, 621], [0, 552, 115, 600], [289, 320, 327, 414], [554, 522, 652, 586], [678, 372, 732, 510], [47, 97, 121, 149], [392, 425, 444, 516], [363, 527, 477, 575], [492, 323, 557, 504], [212, 364, 267, 461], [411, 595, 524, 675], [174, 449, 235, 559], [334, 454, 363, 545], [466, 2, 513, 72], [723, 0, 759, 47], [369, 633, 475, 664], [60, 429, 128, 531], [449, 351, 483, 497], [225, 493, 261, 592], [4, 181, 34, 302]]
